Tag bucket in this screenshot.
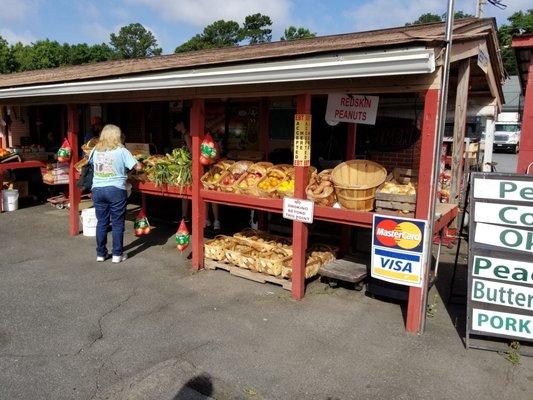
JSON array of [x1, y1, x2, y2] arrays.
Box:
[[2, 189, 19, 212], [81, 208, 98, 237]]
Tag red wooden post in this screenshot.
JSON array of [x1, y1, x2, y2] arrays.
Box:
[[191, 99, 205, 270], [68, 104, 81, 236], [517, 51, 533, 174], [291, 94, 312, 300], [406, 89, 439, 333]]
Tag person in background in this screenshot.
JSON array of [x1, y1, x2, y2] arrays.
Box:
[[173, 115, 221, 236], [84, 116, 103, 145], [91, 124, 141, 263]]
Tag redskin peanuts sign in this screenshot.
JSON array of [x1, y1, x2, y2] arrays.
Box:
[[325, 93, 379, 125]]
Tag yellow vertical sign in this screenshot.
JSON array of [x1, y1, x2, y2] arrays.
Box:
[[293, 114, 311, 167]]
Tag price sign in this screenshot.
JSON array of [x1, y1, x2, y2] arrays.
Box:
[[293, 114, 311, 167], [283, 197, 314, 224]]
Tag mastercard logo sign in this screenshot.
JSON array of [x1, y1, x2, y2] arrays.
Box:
[[375, 219, 423, 250]]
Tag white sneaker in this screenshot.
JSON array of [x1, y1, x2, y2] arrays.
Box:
[[96, 255, 106, 262], [112, 254, 127, 263]]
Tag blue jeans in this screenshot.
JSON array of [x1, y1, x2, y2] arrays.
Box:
[[92, 186, 127, 257]]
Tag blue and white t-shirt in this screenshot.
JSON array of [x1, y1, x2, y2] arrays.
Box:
[[91, 147, 137, 190]]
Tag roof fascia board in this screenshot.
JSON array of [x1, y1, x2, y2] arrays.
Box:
[[0, 48, 434, 100]]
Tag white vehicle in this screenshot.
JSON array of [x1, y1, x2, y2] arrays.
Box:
[[482, 112, 521, 154]]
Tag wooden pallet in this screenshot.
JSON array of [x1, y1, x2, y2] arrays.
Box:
[[205, 259, 292, 291]]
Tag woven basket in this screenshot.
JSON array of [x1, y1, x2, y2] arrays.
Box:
[[204, 236, 234, 261], [234, 229, 292, 254], [235, 165, 267, 196], [256, 250, 291, 276], [257, 167, 286, 198], [281, 256, 322, 280], [225, 242, 257, 270], [201, 164, 228, 190], [218, 161, 252, 193], [331, 160, 387, 211]]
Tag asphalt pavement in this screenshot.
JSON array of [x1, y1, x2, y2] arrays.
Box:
[[491, 152, 517, 173], [0, 205, 532, 399]]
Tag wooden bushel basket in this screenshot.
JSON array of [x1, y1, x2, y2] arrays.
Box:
[[331, 160, 387, 211]]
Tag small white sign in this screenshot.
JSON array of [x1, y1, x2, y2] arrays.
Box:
[[472, 308, 533, 340], [325, 93, 379, 125], [474, 222, 533, 253], [473, 178, 533, 203], [475, 202, 533, 228], [283, 197, 314, 223]]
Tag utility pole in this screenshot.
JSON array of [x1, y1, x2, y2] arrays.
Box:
[[476, 0, 486, 18]]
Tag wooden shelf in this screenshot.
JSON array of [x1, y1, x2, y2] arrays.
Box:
[[201, 189, 283, 213], [313, 205, 373, 227], [131, 181, 192, 199]]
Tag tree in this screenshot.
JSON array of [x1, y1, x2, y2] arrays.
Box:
[[242, 13, 272, 44], [89, 43, 115, 62], [0, 35, 10, 73], [110, 23, 162, 59], [498, 9, 533, 75], [175, 19, 241, 53], [280, 26, 316, 41], [406, 11, 475, 26]]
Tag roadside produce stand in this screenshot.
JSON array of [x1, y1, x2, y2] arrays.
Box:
[[0, 18, 504, 334]]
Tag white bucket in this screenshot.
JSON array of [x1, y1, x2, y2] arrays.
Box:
[[81, 208, 98, 237], [2, 189, 19, 212]]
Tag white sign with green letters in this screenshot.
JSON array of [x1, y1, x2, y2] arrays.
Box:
[[467, 173, 533, 349]]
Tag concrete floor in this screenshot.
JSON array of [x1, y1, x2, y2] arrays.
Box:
[[0, 205, 531, 400]]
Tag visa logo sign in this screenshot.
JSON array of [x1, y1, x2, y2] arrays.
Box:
[[371, 248, 423, 286]]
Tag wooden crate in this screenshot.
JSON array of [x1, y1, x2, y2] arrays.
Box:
[[375, 168, 417, 213]]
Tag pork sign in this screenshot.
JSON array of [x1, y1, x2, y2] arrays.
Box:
[[325, 93, 379, 125], [467, 172, 533, 352]]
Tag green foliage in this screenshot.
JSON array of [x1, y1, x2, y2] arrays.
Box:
[[280, 26, 316, 41], [405, 10, 474, 26], [503, 341, 521, 365], [0, 35, 10, 74], [110, 22, 162, 59], [175, 19, 241, 53], [242, 13, 273, 44], [498, 9, 533, 75]]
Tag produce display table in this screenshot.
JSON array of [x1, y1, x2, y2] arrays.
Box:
[[0, 160, 47, 212]]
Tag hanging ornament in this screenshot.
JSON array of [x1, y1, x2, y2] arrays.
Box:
[[134, 209, 151, 236], [175, 218, 191, 252], [57, 138, 72, 163], [200, 133, 218, 165]]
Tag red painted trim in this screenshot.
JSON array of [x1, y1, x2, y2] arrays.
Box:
[[67, 104, 81, 236], [292, 94, 312, 300], [202, 189, 282, 213], [517, 51, 533, 174], [131, 181, 192, 199], [407, 89, 439, 334], [346, 123, 357, 160], [512, 34, 533, 48], [191, 99, 205, 270]]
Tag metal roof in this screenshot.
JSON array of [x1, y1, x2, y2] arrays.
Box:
[[0, 18, 499, 90]]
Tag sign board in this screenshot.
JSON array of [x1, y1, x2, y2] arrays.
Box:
[[283, 197, 314, 224], [325, 93, 379, 125], [477, 43, 489, 74], [467, 173, 533, 350], [370, 214, 427, 288], [293, 114, 311, 167], [125, 143, 150, 158]]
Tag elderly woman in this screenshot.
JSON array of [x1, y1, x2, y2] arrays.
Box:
[[91, 124, 141, 263]]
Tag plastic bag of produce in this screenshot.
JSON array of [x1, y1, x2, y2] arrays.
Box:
[[176, 218, 190, 252], [200, 133, 218, 165], [134, 210, 151, 236], [57, 138, 72, 162]]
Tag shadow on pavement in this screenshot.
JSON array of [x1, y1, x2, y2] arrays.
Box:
[[174, 374, 213, 400]]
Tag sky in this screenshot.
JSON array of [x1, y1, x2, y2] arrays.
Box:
[[0, 0, 530, 53]]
